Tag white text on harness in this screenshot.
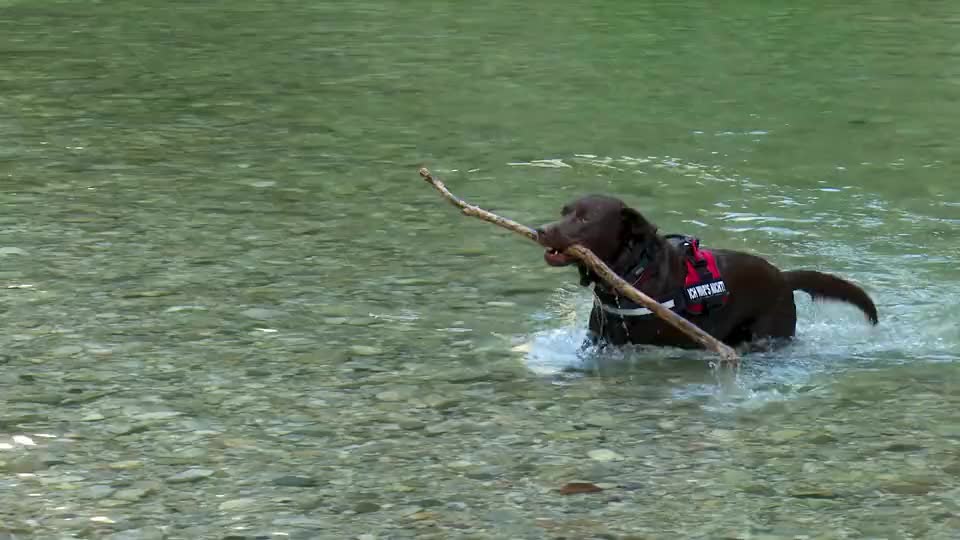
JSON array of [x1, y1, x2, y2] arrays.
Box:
[[686, 280, 726, 301]]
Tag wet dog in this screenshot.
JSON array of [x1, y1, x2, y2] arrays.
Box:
[[537, 195, 878, 350]]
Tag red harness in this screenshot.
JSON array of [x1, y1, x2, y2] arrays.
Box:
[[595, 235, 730, 318], [669, 235, 729, 315]]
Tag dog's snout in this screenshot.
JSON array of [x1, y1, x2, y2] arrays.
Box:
[[536, 224, 558, 245], [537, 223, 569, 249]]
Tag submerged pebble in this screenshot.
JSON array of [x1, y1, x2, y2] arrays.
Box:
[[272, 475, 319, 487], [240, 308, 286, 320], [350, 345, 383, 356], [112, 484, 157, 502], [166, 469, 215, 484], [219, 497, 258, 511], [352, 501, 381, 514], [587, 449, 625, 462]]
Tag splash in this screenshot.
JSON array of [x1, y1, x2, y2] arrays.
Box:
[[511, 153, 959, 410]]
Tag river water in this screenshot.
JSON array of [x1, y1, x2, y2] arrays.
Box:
[[1, 2, 958, 539]]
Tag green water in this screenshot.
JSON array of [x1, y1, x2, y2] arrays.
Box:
[[1, 1, 959, 538]]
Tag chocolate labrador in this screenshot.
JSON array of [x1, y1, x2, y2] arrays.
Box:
[[536, 195, 878, 350]]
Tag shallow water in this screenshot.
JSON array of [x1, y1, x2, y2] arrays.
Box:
[[1, 1, 959, 539]]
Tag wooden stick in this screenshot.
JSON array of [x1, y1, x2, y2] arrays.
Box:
[[418, 167, 740, 366]]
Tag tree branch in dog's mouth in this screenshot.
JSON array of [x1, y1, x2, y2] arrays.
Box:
[[417, 167, 740, 366]]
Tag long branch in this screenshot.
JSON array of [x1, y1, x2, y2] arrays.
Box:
[[418, 167, 739, 366]]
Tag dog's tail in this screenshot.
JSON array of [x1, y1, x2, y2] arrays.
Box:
[[784, 270, 878, 325]]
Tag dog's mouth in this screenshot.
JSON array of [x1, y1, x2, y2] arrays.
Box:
[[544, 248, 575, 266], [537, 227, 576, 266]]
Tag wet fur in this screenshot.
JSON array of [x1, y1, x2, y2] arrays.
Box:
[[537, 195, 878, 351]]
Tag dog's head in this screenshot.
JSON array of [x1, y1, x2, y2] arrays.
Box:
[[536, 194, 657, 267]]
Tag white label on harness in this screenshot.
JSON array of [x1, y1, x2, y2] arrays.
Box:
[[686, 280, 726, 301]]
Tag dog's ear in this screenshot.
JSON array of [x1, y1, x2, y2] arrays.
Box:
[[621, 206, 657, 237]]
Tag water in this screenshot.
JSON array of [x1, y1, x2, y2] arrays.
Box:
[[1, 1, 959, 538]]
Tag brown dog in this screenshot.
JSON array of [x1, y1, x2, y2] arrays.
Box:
[[537, 195, 878, 350]]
